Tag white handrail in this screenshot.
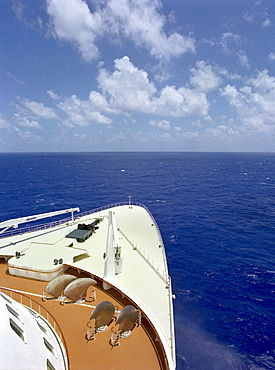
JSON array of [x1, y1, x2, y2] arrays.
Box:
[[117, 224, 169, 286], [0, 202, 133, 238], [0, 202, 164, 246], [0, 208, 80, 230]]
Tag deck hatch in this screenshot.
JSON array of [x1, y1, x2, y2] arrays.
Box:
[[66, 220, 100, 242], [66, 228, 92, 242]]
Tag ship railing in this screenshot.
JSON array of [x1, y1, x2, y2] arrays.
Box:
[[0, 287, 69, 369], [167, 275, 176, 365], [0, 203, 128, 238], [0, 217, 73, 239], [0, 201, 163, 241], [117, 224, 169, 286]]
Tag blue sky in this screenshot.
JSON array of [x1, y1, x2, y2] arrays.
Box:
[[1, 0, 275, 152]]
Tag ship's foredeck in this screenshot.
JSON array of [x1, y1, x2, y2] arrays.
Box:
[[0, 204, 175, 369]]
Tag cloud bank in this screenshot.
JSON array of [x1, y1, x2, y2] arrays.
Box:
[[11, 57, 275, 143]]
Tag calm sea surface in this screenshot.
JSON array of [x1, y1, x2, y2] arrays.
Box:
[[1, 152, 275, 369]]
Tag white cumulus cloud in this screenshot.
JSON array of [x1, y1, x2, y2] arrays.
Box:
[[46, 0, 195, 62], [220, 69, 275, 130], [102, 0, 195, 60], [12, 56, 214, 133], [150, 119, 171, 130], [57, 95, 113, 126], [220, 32, 241, 54], [13, 98, 59, 129], [46, 0, 101, 62], [19, 98, 59, 120], [237, 50, 250, 69], [97, 56, 156, 113], [94, 56, 209, 117], [47, 90, 61, 100], [153, 85, 209, 117], [190, 61, 223, 92], [14, 114, 42, 129]]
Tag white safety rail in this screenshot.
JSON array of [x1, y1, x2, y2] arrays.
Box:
[[0, 287, 69, 370], [0, 202, 162, 239], [0, 208, 80, 237], [117, 224, 169, 286]]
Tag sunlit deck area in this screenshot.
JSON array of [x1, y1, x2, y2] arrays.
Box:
[[0, 203, 175, 369], [0, 260, 166, 369]]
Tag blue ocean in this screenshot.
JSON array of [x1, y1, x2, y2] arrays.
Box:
[[0, 152, 275, 370]]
